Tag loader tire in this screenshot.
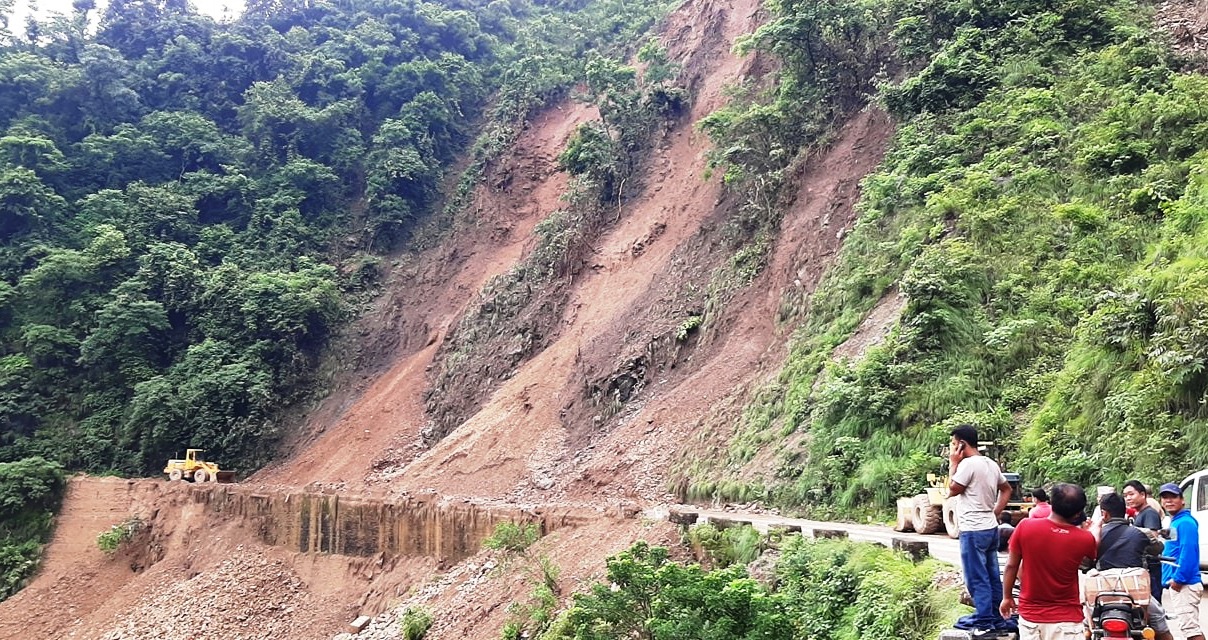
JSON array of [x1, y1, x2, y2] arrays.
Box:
[[194, 469, 208, 483], [893, 497, 916, 532], [169, 469, 182, 482], [943, 498, 960, 539], [912, 494, 943, 534]]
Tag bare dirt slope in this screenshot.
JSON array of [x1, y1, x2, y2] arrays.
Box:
[[1, 0, 900, 637], [254, 0, 891, 510], [255, 100, 599, 489], [0, 477, 413, 640]]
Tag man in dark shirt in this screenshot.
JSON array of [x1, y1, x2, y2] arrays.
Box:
[[1123, 479, 1163, 603], [1095, 492, 1172, 640], [997, 512, 1015, 552]]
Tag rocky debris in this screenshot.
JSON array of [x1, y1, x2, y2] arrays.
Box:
[[744, 548, 782, 588], [97, 549, 311, 640], [331, 556, 502, 640], [348, 615, 372, 634], [1158, 0, 1208, 58]]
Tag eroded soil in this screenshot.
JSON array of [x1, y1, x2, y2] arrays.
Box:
[[0, 0, 903, 636]]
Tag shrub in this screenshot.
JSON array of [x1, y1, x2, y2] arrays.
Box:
[[547, 541, 795, 639], [400, 607, 433, 640], [546, 538, 958, 639], [96, 517, 142, 555], [776, 537, 960, 640], [484, 522, 540, 554], [685, 523, 765, 567], [0, 540, 41, 600]]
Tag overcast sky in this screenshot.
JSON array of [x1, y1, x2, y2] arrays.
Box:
[[9, 0, 246, 30]]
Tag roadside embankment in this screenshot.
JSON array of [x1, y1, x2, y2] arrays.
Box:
[[0, 476, 610, 640]]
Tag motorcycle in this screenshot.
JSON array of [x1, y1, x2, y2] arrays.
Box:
[[1086, 591, 1152, 640], [1083, 556, 1173, 640]]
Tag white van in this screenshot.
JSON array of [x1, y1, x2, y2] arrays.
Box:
[[1173, 471, 1208, 574]]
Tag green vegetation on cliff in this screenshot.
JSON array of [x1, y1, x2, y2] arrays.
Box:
[[0, 457, 64, 599], [682, 0, 1208, 513]]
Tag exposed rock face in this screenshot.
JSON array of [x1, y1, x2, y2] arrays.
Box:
[[0, 476, 610, 640], [167, 482, 594, 562]]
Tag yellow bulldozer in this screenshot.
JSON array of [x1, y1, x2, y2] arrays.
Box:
[[893, 442, 1030, 538], [163, 449, 236, 483]]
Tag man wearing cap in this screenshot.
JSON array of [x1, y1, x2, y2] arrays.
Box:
[[1159, 482, 1203, 640]]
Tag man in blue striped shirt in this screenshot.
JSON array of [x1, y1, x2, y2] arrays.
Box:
[[1159, 482, 1203, 640]]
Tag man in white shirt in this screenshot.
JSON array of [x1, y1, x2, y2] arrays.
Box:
[[949, 424, 1014, 636]]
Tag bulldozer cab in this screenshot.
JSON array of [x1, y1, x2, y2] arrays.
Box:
[[185, 449, 205, 463]]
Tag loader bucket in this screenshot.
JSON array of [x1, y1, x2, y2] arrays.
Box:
[[215, 470, 237, 483]]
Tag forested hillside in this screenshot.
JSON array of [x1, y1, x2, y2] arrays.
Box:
[[5, 0, 1208, 631], [0, 0, 668, 474], [0, 0, 671, 598], [679, 0, 1208, 518]]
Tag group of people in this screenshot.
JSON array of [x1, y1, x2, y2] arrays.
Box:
[[995, 488, 1050, 552], [946, 424, 1202, 640]]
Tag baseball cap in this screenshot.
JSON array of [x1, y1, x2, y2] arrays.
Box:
[[1158, 483, 1182, 497]]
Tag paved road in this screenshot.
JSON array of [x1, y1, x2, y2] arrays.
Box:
[[669, 506, 1208, 638], [674, 506, 968, 563]]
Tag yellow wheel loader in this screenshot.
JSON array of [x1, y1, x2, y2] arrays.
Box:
[[163, 449, 236, 483], [893, 442, 1029, 538]]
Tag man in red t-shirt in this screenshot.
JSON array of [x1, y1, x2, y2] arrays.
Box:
[[1001, 483, 1097, 639]]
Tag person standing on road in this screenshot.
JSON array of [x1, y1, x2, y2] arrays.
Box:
[[998, 512, 1016, 552], [948, 425, 1015, 635], [1093, 492, 1173, 640], [1123, 479, 1164, 603], [1159, 482, 1204, 640], [1028, 488, 1051, 519], [1000, 483, 1098, 640]]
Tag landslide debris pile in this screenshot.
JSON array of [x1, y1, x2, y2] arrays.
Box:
[[331, 556, 500, 640], [1159, 0, 1208, 55], [99, 549, 311, 640]]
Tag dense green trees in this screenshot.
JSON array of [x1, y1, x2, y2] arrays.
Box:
[[0, 457, 64, 599]]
